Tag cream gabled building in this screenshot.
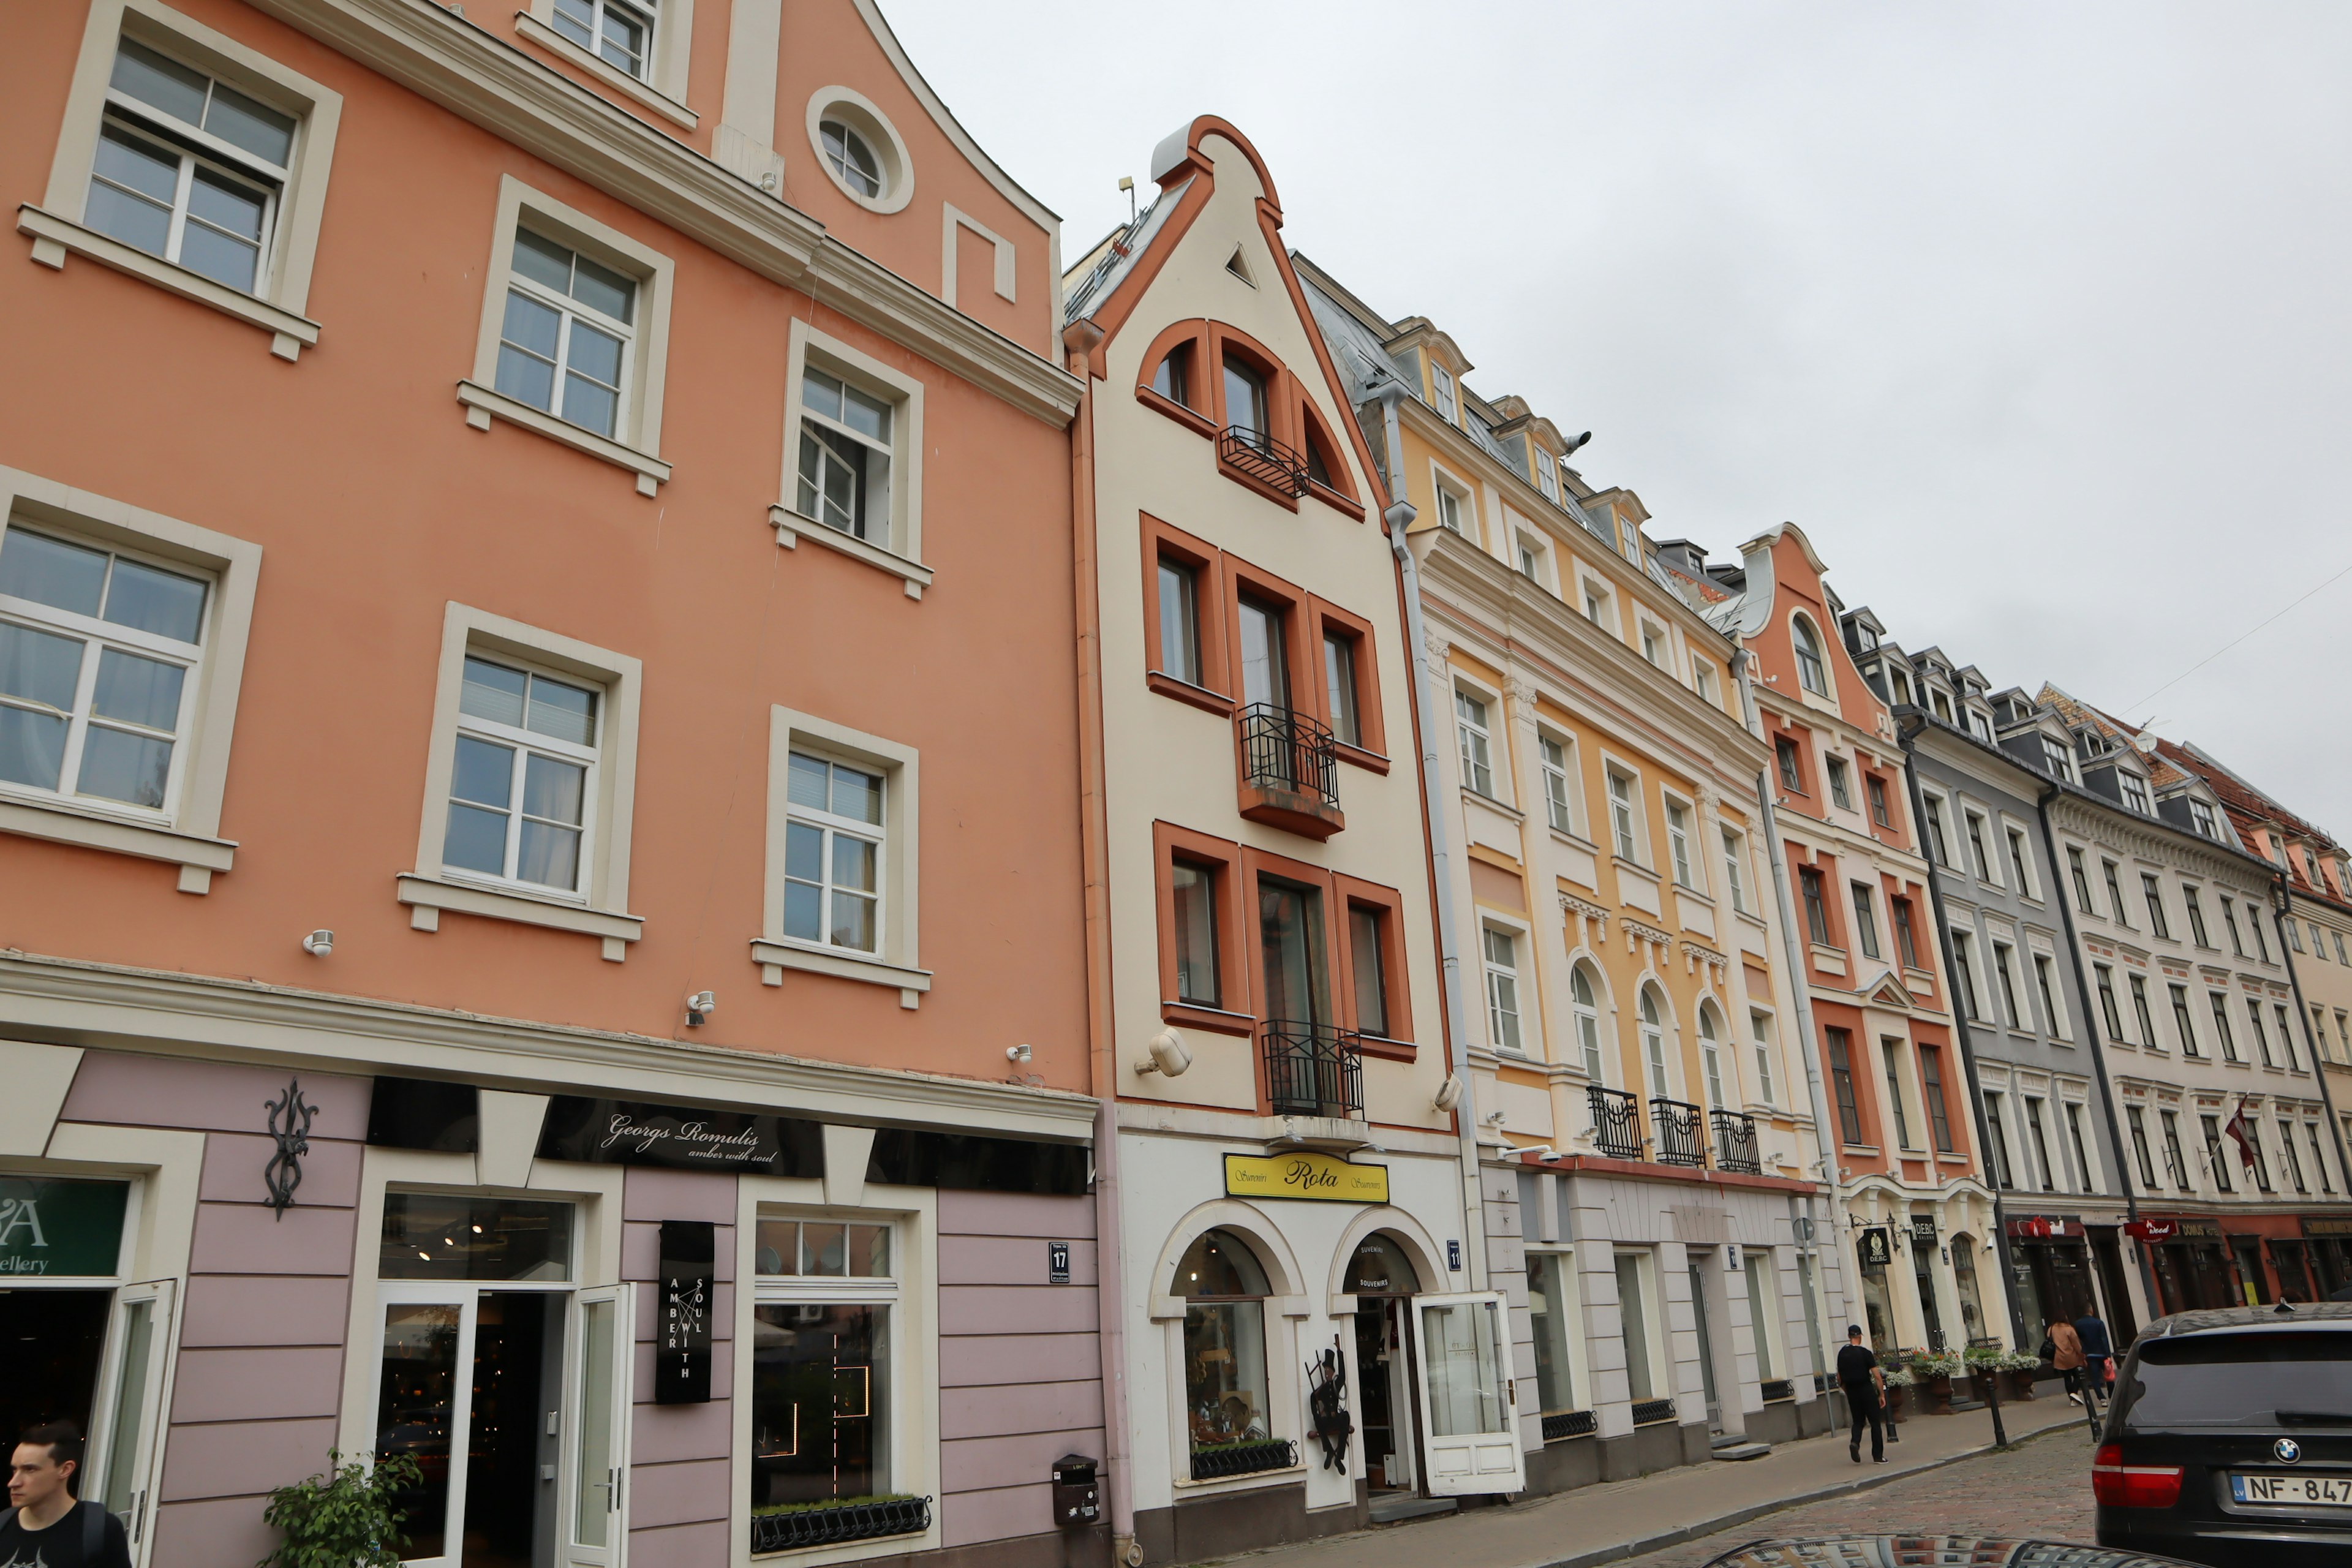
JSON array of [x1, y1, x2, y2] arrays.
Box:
[[1296, 259, 1845, 1494], [1061, 121, 1515, 1562]]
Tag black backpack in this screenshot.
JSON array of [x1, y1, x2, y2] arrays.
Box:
[[0, 1500, 107, 1560]]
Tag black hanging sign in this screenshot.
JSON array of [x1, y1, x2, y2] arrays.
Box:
[[1858, 1226, 1893, 1271], [657, 1219, 715, 1405], [537, 1096, 820, 1175]]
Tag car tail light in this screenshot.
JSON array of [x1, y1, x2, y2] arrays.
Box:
[[2093, 1442, 2184, 1509]]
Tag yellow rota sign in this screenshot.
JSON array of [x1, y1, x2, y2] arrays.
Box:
[[1223, 1151, 1389, 1204]]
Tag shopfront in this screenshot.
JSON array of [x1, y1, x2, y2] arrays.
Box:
[[2136, 1218, 2243, 1314], [2305, 1217, 2352, 1296]]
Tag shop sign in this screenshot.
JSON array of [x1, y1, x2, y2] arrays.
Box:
[[1223, 1151, 1389, 1204], [656, 1220, 714, 1404], [1858, 1227, 1893, 1270], [1908, 1217, 1937, 1243], [537, 1096, 818, 1174], [0, 1178, 128, 1277], [2170, 1218, 2224, 1238], [2125, 1219, 2179, 1242], [2304, 1217, 2352, 1237], [2009, 1216, 2086, 1240]]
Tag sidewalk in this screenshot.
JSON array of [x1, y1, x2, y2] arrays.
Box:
[[1193, 1395, 2092, 1568]]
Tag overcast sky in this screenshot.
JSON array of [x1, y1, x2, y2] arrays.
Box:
[[890, 1, 2352, 837]]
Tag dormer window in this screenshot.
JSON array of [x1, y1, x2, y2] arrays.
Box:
[[2040, 736, 2074, 782], [1792, 617, 1829, 696], [1430, 362, 1457, 421], [1891, 668, 1913, 706], [2188, 799, 2217, 839], [1931, 690, 1953, 724], [1537, 454, 1559, 502], [1968, 710, 1993, 742], [2120, 772, 2152, 815]]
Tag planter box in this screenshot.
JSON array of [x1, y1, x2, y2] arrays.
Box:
[[1911, 1375, 1954, 1416], [2000, 1368, 2040, 1401], [1883, 1385, 1909, 1423], [750, 1496, 930, 1554]]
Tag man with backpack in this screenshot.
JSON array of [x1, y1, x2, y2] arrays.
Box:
[[3, 1423, 132, 1568]]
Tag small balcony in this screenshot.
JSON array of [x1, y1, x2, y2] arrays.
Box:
[[1237, 701, 1343, 839], [1651, 1098, 1706, 1167], [1219, 424, 1310, 496], [1262, 1020, 1364, 1120], [1711, 1110, 1762, 1175], [1586, 1085, 1644, 1161]]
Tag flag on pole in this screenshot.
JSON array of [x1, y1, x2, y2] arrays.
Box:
[[2225, 1099, 2260, 1176]]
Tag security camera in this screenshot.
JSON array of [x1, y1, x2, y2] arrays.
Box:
[[1006, 1043, 1033, 1065], [685, 990, 715, 1026], [1134, 1029, 1191, 1077], [1565, 431, 1593, 454], [300, 930, 334, 956]]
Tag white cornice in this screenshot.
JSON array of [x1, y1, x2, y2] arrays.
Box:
[[244, 0, 1080, 426], [0, 949, 1097, 1139]]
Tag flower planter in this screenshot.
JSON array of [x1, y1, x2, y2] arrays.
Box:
[[2000, 1368, 2040, 1402], [1882, 1384, 1909, 1423], [750, 1496, 931, 1553], [1912, 1374, 1955, 1416]]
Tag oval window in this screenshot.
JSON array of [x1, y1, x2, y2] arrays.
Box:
[[820, 119, 882, 200]]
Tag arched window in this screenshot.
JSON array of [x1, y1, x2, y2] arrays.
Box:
[[1792, 617, 1829, 696], [1571, 965, 1605, 1081], [1345, 1233, 1422, 1297], [1640, 989, 1670, 1099], [1698, 1006, 1727, 1108], [1175, 1229, 1273, 1457]]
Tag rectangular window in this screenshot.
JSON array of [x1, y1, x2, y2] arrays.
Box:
[[1744, 1252, 1780, 1380], [1430, 361, 1457, 420], [1615, 1253, 1656, 1403], [1456, 691, 1495, 796], [2310, 1123, 2335, 1195], [1483, 927, 1523, 1054], [2007, 828, 2035, 898], [782, 752, 883, 953], [1751, 1011, 1776, 1106], [1964, 811, 1994, 882], [1827, 1027, 1863, 1145], [2121, 772, 2153, 814], [1923, 794, 1950, 865], [1608, 770, 1640, 862], [2068, 847, 2095, 914], [1920, 1045, 1954, 1152], [2096, 963, 2125, 1040], [755, 708, 919, 991], [1540, 736, 1574, 835], [2251, 913, 2271, 964], [1581, 579, 1610, 626], [2024, 1097, 2057, 1193], [2221, 895, 2244, 956], [2184, 886, 2210, 946], [2278, 1005, 2299, 1071], [1826, 756, 1853, 809], [2189, 798, 2217, 837], [1776, 736, 1803, 794], [1528, 1251, 1580, 1417], [1951, 932, 1981, 1020], [1435, 484, 1465, 536], [1223, 357, 1268, 443], [1892, 897, 1920, 969], [2042, 735, 2075, 782], [1667, 801, 1697, 889], [443, 654, 600, 896], [2211, 992, 2238, 1062], [1518, 535, 1546, 583], [550, 0, 657, 79], [1172, 861, 1222, 1008], [1722, 829, 1749, 914], [0, 524, 207, 816], [2141, 874, 2170, 938], [2130, 974, 2158, 1050], [1156, 557, 1204, 684], [497, 225, 638, 443], [1350, 903, 1390, 1039], [2171, 984, 2200, 1056], [2281, 1120, 2307, 1194], [1993, 942, 2024, 1028], [2161, 1110, 2189, 1190], [1801, 867, 1831, 946], [794, 365, 893, 541], [2035, 954, 2065, 1039], [1850, 881, 1881, 959], [752, 1219, 897, 1514], [1883, 1045, 1913, 1149], [2066, 1101, 2095, 1191], [1868, 776, 1892, 828], [1982, 1091, 2016, 1188], [1322, 630, 1362, 747], [2128, 1106, 2157, 1188], [2103, 861, 2130, 925], [2247, 1000, 2273, 1068]]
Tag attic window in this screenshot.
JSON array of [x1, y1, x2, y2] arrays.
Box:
[[1430, 363, 1457, 421], [1150, 341, 1193, 407], [1536, 454, 1559, 502], [2189, 800, 2217, 838], [2120, 772, 2153, 814], [1224, 245, 1256, 287]]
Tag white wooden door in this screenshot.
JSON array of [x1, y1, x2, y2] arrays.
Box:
[[89, 1280, 175, 1566], [372, 1286, 478, 1568], [1406, 1292, 1525, 1496], [563, 1284, 633, 1568]]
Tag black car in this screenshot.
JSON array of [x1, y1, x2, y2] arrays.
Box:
[[1703, 1536, 2195, 1567], [2094, 1301, 2352, 1567]]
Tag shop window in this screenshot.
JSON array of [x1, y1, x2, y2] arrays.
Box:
[[752, 1217, 901, 1520], [1177, 1229, 1278, 1469], [1528, 1251, 1583, 1427], [1613, 1251, 1660, 1403], [1743, 1252, 1780, 1379], [379, 1193, 573, 1281]]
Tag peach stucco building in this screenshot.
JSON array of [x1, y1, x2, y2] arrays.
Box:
[[0, 4, 1103, 1568]]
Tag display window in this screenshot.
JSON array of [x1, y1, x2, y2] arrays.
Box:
[[750, 1214, 903, 1523]]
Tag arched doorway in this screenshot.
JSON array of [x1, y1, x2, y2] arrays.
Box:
[[1346, 1232, 1423, 1496]]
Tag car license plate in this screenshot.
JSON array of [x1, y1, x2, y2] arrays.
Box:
[[2233, 1472, 2352, 1507]]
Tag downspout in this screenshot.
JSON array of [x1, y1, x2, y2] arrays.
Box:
[[1062, 317, 1136, 1562], [2029, 777, 2161, 1328], [1892, 714, 2027, 1348], [1736, 653, 1849, 1355], [2268, 872, 2352, 1197], [1371, 387, 1488, 1289]]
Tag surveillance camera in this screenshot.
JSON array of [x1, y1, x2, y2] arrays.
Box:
[[1006, 1043, 1033, 1065], [1433, 1075, 1465, 1113], [301, 930, 334, 956], [1134, 1029, 1191, 1077], [685, 990, 715, 1025]]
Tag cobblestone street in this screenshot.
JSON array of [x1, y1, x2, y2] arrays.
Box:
[[1613, 1425, 2100, 1568]]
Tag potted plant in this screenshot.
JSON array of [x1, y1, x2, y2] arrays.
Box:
[[1997, 1349, 2045, 1401], [1907, 1351, 1964, 1415], [1881, 1365, 1914, 1422], [258, 1451, 419, 1568]]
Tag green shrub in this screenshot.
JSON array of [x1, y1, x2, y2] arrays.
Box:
[[257, 1452, 420, 1568]]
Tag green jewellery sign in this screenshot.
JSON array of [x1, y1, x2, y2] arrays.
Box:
[[0, 1178, 129, 1278]]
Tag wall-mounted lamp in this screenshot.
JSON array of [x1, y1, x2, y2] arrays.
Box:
[[1433, 1075, 1465, 1113], [300, 930, 334, 956], [1006, 1043, 1033, 1065], [1134, 1029, 1191, 1077], [685, 990, 715, 1027]]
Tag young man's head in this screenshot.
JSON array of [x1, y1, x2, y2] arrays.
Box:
[[9, 1423, 83, 1510], [1847, 1324, 1864, 1343]]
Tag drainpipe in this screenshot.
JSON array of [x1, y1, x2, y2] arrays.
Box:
[[2267, 872, 2352, 1200], [1891, 714, 2027, 1351], [1370, 387, 1489, 1291], [1736, 655, 1849, 1363], [1062, 317, 1137, 1564], [2029, 778, 2161, 1330]]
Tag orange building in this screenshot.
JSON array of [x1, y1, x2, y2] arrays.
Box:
[[0, 4, 1102, 1567]]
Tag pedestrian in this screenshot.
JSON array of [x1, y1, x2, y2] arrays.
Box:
[[2, 1423, 132, 1568], [2041, 1317, 2086, 1405], [2074, 1309, 2114, 1406], [1838, 1324, 1891, 1465]]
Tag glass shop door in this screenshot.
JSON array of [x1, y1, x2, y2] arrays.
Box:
[[87, 1280, 175, 1567], [563, 1286, 632, 1568], [1406, 1292, 1525, 1496]]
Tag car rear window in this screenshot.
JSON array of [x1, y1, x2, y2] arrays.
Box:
[[2122, 1331, 2352, 1430]]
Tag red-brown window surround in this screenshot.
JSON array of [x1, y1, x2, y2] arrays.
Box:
[[1140, 513, 1234, 716], [1333, 872, 1414, 1057], [1152, 821, 1255, 1036], [1313, 598, 1390, 773], [1135, 317, 1364, 518]]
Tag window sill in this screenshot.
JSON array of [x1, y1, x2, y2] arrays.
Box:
[[0, 794, 235, 892], [513, 12, 698, 128], [1462, 788, 1522, 820], [1303, 477, 1365, 520], [1135, 383, 1219, 439], [1161, 1001, 1254, 1036], [1357, 1033, 1416, 1062], [1333, 741, 1390, 775], [1614, 855, 1659, 883], [769, 505, 933, 598], [398, 872, 642, 960], [19, 205, 319, 361], [1145, 670, 1235, 717], [752, 938, 932, 1009], [458, 381, 671, 495]]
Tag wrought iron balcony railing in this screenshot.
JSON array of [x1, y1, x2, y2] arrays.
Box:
[[1238, 701, 1338, 809], [1711, 1109, 1762, 1174], [1218, 424, 1311, 495], [1262, 1020, 1364, 1120], [1586, 1085, 1643, 1161], [1651, 1096, 1706, 1167]]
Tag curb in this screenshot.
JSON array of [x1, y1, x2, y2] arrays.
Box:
[[1518, 1416, 2086, 1568]]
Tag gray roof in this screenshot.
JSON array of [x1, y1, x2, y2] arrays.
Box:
[[1061, 183, 1187, 325]]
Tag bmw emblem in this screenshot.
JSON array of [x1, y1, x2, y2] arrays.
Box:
[[2275, 1438, 2302, 1464]]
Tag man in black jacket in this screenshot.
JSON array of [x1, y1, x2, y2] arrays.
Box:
[[1838, 1324, 1890, 1464]]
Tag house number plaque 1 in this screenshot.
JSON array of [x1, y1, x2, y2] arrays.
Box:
[[657, 1219, 715, 1404]]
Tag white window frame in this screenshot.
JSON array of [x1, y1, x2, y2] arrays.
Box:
[[1482, 921, 1529, 1055], [1692, 660, 1718, 704], [1825, 754, 1853, 810], [1515, 532, 1550, 587], [1638, 619, 1667, 670], [1578, 573, 1616, 632], [1570, 962, 1607, 1082], [1721, 826, 1752, 915], [1790, 613, 1831, 697], [2120, 771, 2154, 815], [804, 86, 916, 215], [1749, 1009, 1777, 1107], [1455, 686, 1498, 799], [514, 0, 698, 127], [755, 706, 928, 1005], [1536, 453, 1559, 502], [437, 649, 605, 902], [769, 320, 930, 594], [1664, 793, 1702, 892], [1430, 461, 1475, 541], [0, 466, 258, 891], [28, 0, 342, 360], [1697, 1005, 1732, 1109], [1538, 731, 1580, 838], [1637, 987, 1676, 1100], [1605, 765, 1643, 864], [1430, 361, 1458, 421], [401, 605, 644, 957], [460, 177, 674, 493], [1921, 788, 1954, 867]]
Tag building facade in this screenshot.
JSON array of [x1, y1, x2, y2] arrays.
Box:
[[0, 6, 1104, 1568], [1061, 121, 1491, 1564], [1296, 261, 1841, 1494], [1703, 529, 2001, 1362]]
